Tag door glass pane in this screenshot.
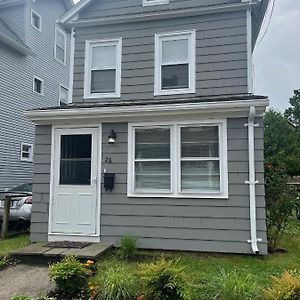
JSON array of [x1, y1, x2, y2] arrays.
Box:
[[60, 134, 92, 185], [135, 128, 170, 159], [91, 69, 116, 93], [162, 39, 188, 64], [181, 161, 220, 191], [162, 64, 189, 89], [181, 126, 219, 158], [92, 45, 116, 69], [135, 161, 170, 190]]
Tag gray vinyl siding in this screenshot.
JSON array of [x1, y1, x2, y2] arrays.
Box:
[[80, 0, 240, 20], [72, 10, 248, 103], [31, 118, 268, 255], [0, 0, 70, 189]]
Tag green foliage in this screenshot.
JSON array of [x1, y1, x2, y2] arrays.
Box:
[[263, 271, 300, 300], [49, 256, 89, 294], [216, 269, 259, 300], [264, 109, 300, 176], [118, 235, 137, 259], [139, 258, 189, 300], [265, 163, 297, 249], [0, 256, 10, 269], [95, 265, 138, 300], [285, 89, 300, 128], [11, 297, 33, 300]]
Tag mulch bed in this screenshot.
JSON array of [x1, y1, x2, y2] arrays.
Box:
[[45, 241, 91, 249]]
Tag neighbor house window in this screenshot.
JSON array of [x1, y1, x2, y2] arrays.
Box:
[[20, 143, 33, 162], [31, 10, 41, 31], [143, 0, 169, 6], [84, 38, 122, 99], [59, 85, 69, 106], [33, 76, 44, 95], [155, 30, 196, 95], [128, 120, 228, 198], [55, 27, 67, 64]]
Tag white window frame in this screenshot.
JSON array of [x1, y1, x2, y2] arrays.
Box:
[[154, 30, 196, 96], [84, 38, 122, 99], [31, 9, 42, 31], [54, 26, 67, 65], [33, 76, 44, 95], [128, 119, 228, 199], [20, 143, 33, 162], [59, 84, 69, 105], [143, 0, 169, 6]]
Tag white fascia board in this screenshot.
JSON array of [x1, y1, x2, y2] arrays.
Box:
[[25, 99, 269, 124], [60, 0, 93, 24]]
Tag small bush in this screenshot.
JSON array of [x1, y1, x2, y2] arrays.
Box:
[[49, 256, 89, 295], [11, 297, 33, 300], [118, 235, 137, 259], [95, 265, 138, 300], [216, 269, 258, 300], [263, 271, 300, 300], [139, 257, 188, 300]]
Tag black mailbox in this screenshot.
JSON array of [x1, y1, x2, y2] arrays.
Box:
[[104, 173, 115, 191]]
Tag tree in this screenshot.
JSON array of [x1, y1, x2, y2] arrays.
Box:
[[264, 109, 300, 176], [285, 89, 300, 127]]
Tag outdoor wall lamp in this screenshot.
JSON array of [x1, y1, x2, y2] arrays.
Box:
[[108, 129, 117, 144]]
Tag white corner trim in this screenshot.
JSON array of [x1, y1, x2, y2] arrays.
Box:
[[143, 0, 169, 6], [68, 27, 75, 103], [31, 9, 42, 31], [84, 38, 122, 99], [127, 119, 228, 199], [154, 29, 196, 96], [247, 8, 253, 93], [54, 26, 67, 65]]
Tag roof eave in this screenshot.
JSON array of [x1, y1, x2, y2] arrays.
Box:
[[0, 33, 34, 56]]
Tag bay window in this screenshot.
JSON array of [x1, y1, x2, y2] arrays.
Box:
[[84, 38, 122, 98], [128, 120, 228, 198]]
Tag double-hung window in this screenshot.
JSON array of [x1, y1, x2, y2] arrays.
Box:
[[128, 120, 228, 198], [155, 30, 196, 95], [20, 143, 33, 162], [55, 27, 67, 64], [84, 38, 122, 99], [31, 10, 41, 31]]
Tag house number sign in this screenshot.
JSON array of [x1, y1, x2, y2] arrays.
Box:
[[105, 157, 112, 164]]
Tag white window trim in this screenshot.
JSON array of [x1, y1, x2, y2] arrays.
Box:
[[20, 143, 33, 162], [31, 9, 42, 31], [143, 0, 169, 6], [84, 38, 122, 99], [154, 30, 196, 96], [59, 84, 69, 105], [54, 26, 67, 65], [33, 76, 44, 95], [128, 119, 228, 199]]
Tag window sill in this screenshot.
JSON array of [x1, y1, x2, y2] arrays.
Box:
[[143, 0, 169, 6], [54, 57, 66, 66], [154, 87, 195, 96], [127, 192, 229, 199], [84, 92, 120, 99]]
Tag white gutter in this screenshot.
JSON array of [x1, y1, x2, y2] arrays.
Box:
[[245, 106, 262, 254], [0, 33, 34, 56], [68, 27, 75, 104]]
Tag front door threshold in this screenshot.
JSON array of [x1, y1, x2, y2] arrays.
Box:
[[48, 234, 101, 243]]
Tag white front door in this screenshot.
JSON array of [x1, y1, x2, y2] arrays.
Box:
[[51, 128, 100, 238]]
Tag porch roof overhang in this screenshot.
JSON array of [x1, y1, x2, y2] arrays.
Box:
[[25, 95, 269, 125]]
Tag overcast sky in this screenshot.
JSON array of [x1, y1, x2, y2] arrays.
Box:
[[73, 0, 299, 111]]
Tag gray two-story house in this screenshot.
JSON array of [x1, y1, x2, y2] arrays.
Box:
[[27, 0, 270, 255], [0, 0, 72, 190]]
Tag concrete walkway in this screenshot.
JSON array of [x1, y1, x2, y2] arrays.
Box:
[[0, 264, 54, 300]]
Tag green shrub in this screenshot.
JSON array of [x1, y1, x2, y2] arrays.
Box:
[[11, 297, 33, 300], [216, 269, 259, 300], [49, 256, 89, 294], [95, 265, 138, 300], [139, 258, 188, 300], [118, 235, 137, 259], [0, 256, 10, 269], [263, 271, 300, 300]]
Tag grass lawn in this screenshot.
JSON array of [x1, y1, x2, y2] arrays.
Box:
[[94, 219, 300, 299], [0, 234, 30, 257]]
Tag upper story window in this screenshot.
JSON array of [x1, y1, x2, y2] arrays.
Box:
[[20, 143, 33, 162], [31, 10, 41, 31], [143, 0, 169, 6], [155, 30, 196, 96], [84, 38, 122, 99], [59, 85, 69, 106], [33, 76, 44, 95], [128, 120, 228, 198], [55, 27, 67, 64]]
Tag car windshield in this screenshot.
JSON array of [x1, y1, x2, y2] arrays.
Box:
[[9, 183, 32, 193]]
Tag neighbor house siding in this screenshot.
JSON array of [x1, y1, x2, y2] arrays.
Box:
[[30, 118, 268, 255], [0, 0, 70, 189], [72, 10, 248, 103]]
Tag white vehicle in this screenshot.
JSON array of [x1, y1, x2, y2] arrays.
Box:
[[0, 183, 32, 223]]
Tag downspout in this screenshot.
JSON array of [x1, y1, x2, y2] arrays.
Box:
[[245, 106, 262, 254], [68, 26, 75, 103]]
